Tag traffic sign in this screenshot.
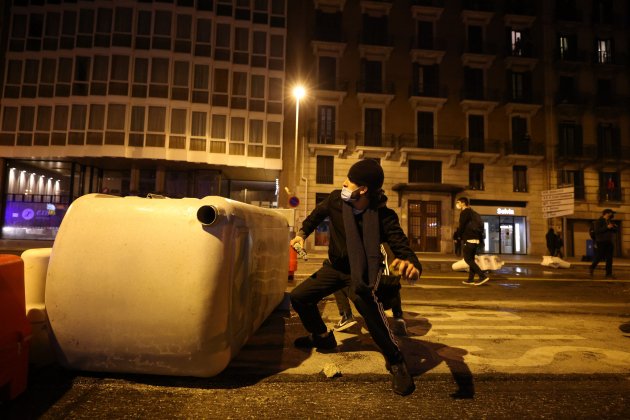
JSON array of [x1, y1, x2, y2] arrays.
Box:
[[288, 196, 300, 208], [541, 187, 574, 219]]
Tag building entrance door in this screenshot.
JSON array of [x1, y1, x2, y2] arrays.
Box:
[[500, 223, 514, 254], [408, 200, 441, 252]]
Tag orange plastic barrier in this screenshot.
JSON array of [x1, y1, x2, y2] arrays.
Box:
[[288, 246, 298, 279], [0, 255, 31, 400]]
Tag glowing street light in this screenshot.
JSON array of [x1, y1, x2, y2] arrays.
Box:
[[292, 85, 306, 197]]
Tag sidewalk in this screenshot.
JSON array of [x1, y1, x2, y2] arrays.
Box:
[[2, 240, 629, 267], [298, 250, 630, 267]]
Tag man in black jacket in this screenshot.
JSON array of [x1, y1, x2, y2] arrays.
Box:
[[289, 159, 422, 396], [589, 208, 618, 279], [454, 197, 489, 286]]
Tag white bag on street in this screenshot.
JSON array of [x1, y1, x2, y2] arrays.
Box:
[[540, 255, 571, 269], [452, 255, 504, 272]]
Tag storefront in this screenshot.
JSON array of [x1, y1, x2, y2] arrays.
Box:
[[2, 161, 73, 240], [2, 158, 279, 241], [474, 205, 528, 255]]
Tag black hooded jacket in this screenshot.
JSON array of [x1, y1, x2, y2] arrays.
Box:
[[297, 190, 422, 275]]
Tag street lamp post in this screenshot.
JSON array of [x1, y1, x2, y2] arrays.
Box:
[[292, 86, 305, 197]]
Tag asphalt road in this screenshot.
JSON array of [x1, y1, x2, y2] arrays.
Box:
[[2, 259, 630, 419]]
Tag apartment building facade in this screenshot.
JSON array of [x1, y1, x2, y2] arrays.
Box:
[[282, 0, 630, 257], [0, 0, 287, 240]]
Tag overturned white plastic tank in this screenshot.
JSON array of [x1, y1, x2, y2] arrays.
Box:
[[45, 194, 289, 377]]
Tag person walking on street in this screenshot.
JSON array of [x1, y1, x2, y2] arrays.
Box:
[[332, 288, 358, 331], [455, 197, 489, 286], [546, 228, 558, 256], [589, 208, 618, 279], [289, 159, 422, 396]]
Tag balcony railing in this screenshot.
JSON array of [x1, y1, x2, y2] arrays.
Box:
[[506, 40, 535, 57], [462, 42, 498, 55], [354, 132, 396, 148], [598, 188, 622, 203], [504, 139, 544, 155], [308, 130, 348, 146], [554, 49, 588, 62], [411, 37, 447, 51], [359, 32, 391, 47], [593, 51, 627, 66], [597, 144, 630, 161], [398, 134, 461, 150], [557, 143, 599, 161], [409, 84, 448, 98], [505, 91, 541, 104], [356, 80, 395, 95], [313, 27, 345, 43], [316, 78, 349, 92], [461, 138, 502, 153], [460, 88, 502, 102], [555, 91, 585, 105]]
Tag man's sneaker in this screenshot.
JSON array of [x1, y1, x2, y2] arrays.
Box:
[[294, 331, 337, 350], [390, 361, 415, 396], [392, 317, 408, 336], [474, 276, 490, 286], [334, 314, 358, 331]]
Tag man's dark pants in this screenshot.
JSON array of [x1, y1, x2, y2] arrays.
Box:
[[463, 242, 486, 281], [290, 262, 403, 364], [590, 241, 614, 276]]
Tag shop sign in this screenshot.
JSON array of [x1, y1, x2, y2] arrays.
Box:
[[496, 208, 515, 215]]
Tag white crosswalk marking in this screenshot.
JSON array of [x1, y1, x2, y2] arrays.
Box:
[[426, 333, 585, 340], [433, 325, 556, 330]]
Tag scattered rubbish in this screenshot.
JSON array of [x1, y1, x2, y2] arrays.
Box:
[[322, 363, 342, 378], [452, 255, 504, 272], [540, 256, 571, 269]]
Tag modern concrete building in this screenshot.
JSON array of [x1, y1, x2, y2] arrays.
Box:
[[0, 0, 287, 240], [283, 0, 629, 257]]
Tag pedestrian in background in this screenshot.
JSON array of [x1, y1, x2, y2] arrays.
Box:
[[546, 228, 558, 256], [289, 159, 422, 396], [455, 197, 489, 286], [331, 287, 357, 331], [589, 209, 618, 279]]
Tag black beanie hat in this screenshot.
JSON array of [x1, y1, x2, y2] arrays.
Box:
[[348, 159, 384, 192]]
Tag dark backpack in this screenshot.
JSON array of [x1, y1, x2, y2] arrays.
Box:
[[470, 210, 484, 240], [589, 221, 596, 240]]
